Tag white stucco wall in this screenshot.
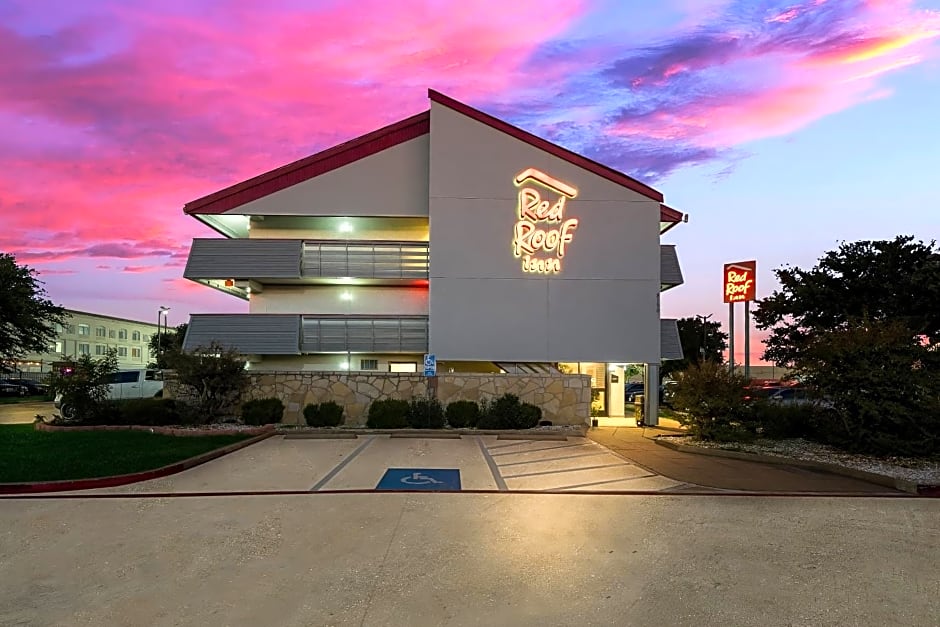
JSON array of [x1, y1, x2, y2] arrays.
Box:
[[249, 286, 429, 315], [428, 102, 661, 363], [227, 135, 430, 217]]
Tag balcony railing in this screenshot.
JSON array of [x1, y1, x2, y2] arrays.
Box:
[[302, 241, 429, 279], [184, 238, 429, 282], [183, 314, 429, 355], [302, 315, 428, 353]]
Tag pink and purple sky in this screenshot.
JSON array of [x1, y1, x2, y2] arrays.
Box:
[[3, 0, 939, 363]]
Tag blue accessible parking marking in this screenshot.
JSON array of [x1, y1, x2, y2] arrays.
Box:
[[376, 468, 461, 491]]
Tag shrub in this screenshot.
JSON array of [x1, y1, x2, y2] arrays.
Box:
[[445, 400, 480, 428], [407, 397, 445, 429], [59, 398, 186, 426], [118, 398, 185, 426], [167, 342, 249, 423], [671, 362, 756, 442], [747, 401, 817, 440], [366, 399, 410, 429], [304, 401, 344, 427], [48, 350, 118, 422], [477, 393, 542, 430], [241, 397, 284, 425], [519, 402, 542, 429]]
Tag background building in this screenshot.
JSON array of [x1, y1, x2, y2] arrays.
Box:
[[13, 309, 163, 374], [181, 89, 686, 419]]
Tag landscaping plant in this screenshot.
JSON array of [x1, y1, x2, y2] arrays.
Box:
[[445, 400, 480, 428], [477, 393, 542, 430], [304, 401, 344, 427], [670, 362, 756, 442], [241, 397, 284, 425], [166, 341, 249, 423], [366, 399, 410, 429], [407, 396, 445, 429], [48, 350, 118, 422]]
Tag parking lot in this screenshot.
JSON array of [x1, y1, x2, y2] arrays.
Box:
[[87, 434, 692, 495]]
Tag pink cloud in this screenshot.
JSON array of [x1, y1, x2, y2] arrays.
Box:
[[608, 0, 940, 148], [0, 0, 587, 286]]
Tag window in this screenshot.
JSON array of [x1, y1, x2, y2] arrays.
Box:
[[78, 343, 90, 355], [78, 324, 90, 336], [54, 341, 64, 353], [132, 331, 141, 341], [118, 329, 128, 340], [118, 347, 128, 357], [360, 359, 379, 371], [95, 345, 108, 356], [55, 323, 64, 333], [145, 370, 163, 381], [105, 371, 139, 384], [96, 326, 107, 337], [66, 324, 75, 334], [109, 330, 116, 339], [389, 362, 417, 373], [131, 348, 142, 359]]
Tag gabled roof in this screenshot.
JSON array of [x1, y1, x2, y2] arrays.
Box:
[[184, 111, 430, 215], [428, 89, 664, 203], [183, 90, 683, 224]]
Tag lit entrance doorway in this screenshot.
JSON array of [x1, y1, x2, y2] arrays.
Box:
[[558, 362, 649, 426]]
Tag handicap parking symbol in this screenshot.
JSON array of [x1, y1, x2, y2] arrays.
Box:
[[376, 468, 461, 491]]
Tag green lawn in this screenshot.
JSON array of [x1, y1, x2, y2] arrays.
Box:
[[0, 424, 252, 483]]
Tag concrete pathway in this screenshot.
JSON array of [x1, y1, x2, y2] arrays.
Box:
[[587, 426, 899, 493], [1, 493, 936, 626]]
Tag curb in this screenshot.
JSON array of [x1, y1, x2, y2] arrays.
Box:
[[275, 426, 587, 438], [653, 438, 937, 496], [0, 431, 275, 495]]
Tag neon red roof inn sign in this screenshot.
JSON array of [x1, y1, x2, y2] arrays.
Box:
[[723, 261, 757, 303]]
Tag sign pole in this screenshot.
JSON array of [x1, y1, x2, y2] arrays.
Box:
[[728, 302, 735, 376], [744, 300, 750, 382]]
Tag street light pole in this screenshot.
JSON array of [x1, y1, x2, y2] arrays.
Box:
[[158, 306, 170, 361]]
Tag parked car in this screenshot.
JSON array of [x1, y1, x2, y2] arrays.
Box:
[[767, 387, 819, 406], [0, 381, 29, 397], [624, 383, 645, 402], [2, 378, 49, 396], [54, 369, 165, 418]]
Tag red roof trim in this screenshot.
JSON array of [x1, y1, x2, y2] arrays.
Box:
[[184, 111, 431, 215], [428, 89, 665, 203], [660, 203, 684, 222]]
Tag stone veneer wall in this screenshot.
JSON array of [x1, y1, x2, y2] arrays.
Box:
[[165, 372, 592, 426]]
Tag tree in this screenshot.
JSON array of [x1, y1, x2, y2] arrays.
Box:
[[661, 316, 728, 381], [0, 253, 67, 371], [168, 341, 249, 423], [793, 318, 939, 456], [754, 236, 940, 456], [148, 322, 188, 369], [754, 236, 940, 367]]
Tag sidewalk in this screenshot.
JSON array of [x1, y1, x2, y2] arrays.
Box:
[[587, 426, 900, 493]]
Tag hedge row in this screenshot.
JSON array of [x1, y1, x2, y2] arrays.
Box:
[[60, 394, 546, 430]]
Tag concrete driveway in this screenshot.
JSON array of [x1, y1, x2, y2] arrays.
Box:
[[0, 493, 936, 626], [86, 434, 692, 495], [0, 401, 54, 424]]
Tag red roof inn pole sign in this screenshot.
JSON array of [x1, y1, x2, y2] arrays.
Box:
[[723, 261, 757, 303], [724, 260, 757, 382]]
